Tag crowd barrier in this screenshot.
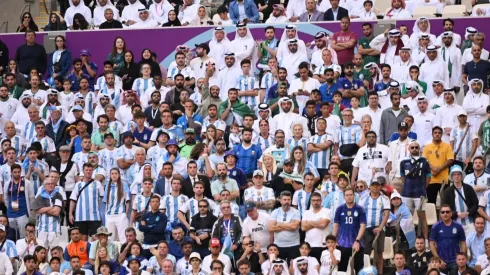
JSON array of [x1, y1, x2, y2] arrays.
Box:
[[0, 17, 489, 70]]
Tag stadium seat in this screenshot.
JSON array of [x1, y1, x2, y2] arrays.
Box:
[[383, 237, 395, 260], [376, 1, 392, 16], [442, 5, 467, 17], [60, 226, 69, 242], [260, 12, 264, 22], [412, 202, 437, 226], [413, 6, 437, 18], [472, 3, 490, 15], [462, 0, 475, 13]]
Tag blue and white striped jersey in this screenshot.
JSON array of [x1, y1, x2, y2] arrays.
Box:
[[109, 120, 124, 135], [132, 193, 159, 228], [22, 121, 36, 141], [70, 180, 105, 221], [479, 190, 490, 228], [37, 189, 63, 233], [0, 239, 17, 258], [308, 133, 333, 169], [286, 137, 309, 153], [74, 91, 97, 116], [167, 64, 195, 81], [453, 186, 470, 225], [116, 145, 137, 185], [132, 77, 154, 97], [23, 160, 49, 195], [103, 182, 130, 215], [260, 72, 277, 104], [98, 148, 118, 179], [243, 186, 275, 214], [358, 194, 390, 228], [147, 145, 167, 173], [8, 135, 27, 158], [450, 126, 476, 162], [253, 135, 275, 152], [0, 162, 23, 189], [161, 194, 189, 223], [72, 152, 89, 172], [293, 189, 322, 219], [236, 75, 259, 109], [29, 136, 56, 153], [336, 124, 362, 150]]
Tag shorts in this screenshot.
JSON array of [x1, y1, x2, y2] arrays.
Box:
[[363, 227, 385, 254], [74, 221, 102, 236]]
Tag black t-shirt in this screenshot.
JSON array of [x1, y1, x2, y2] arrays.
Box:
[[409, 251, 432, 275], [190, 213, 217, 249], [464, 60, 490, 89], [99, 20, 123, 29]]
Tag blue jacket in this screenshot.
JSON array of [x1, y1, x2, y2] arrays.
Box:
[[229, 0, 260, 24], [47, 50, 72, 78], [139, 210, 167, 245]]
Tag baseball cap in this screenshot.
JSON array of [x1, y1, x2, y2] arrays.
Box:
[[189, 252, 201, 261], [121, 131, 134, 140], [458, 110, 467, 117], [71, 105, 84, 112], [185, 128, 196, 134], [391, 192, 402, 200], [210, 238, 220, 248], [96, 226, 112, 236], [166, 139, 178, 148], [283, 159, 294, 166], [195, 43, 210, 53], [370, 180, 381, 185], [253, 170, 264, 177], [398, 122, 409, 130], [104, 132, 115, 139], [245, 201, 257, 211], [80, 49, 91, 56], [59, 145, 71, 152]]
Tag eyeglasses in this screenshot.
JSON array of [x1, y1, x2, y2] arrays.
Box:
[[198, 205, 208, 208], [212, 267, 223, 270], [356, 185, 364, 189], [24, 16, 31, 19], [440, 211, 451, 214], [410, 146, 419, 149]]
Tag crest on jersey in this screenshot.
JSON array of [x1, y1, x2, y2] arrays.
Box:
[[354, 211, 358, 217], [347, 211, 351, 216], [452, 227, 457, 234]]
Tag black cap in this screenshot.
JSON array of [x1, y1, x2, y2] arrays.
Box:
[[104, 132, 115, 139], [377, 176, 387, 185], [283, 159, 294, 166], [398, 122, 409, 130], [245, 201, 256, 211], [338, 174, 349, 182], [31, 142, 42, 152], [195, 43, 210, 54], [370, 181, 381, 185], [121, 131, 134, 140]]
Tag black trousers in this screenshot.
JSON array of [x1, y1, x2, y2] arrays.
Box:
[[426, 183, 443, 204], [278, 245, 300, 264], [338, 246, 364, 274], [310, 247, 323, 263]]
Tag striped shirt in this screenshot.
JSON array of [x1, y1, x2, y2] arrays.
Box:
[[116, 146, 137, 185], [132, 193, 157, 228], [454, 186, 470, 225], [359, 194, 390, 228], [202, 118, 227, 133], [22, 121, 37, 141], [253, 135, 275, 152], [336, 125, 362, 157], [74, 91, 97, 116], [161, 194, 189, 223], [294, 161, 320, 178], [323, 191, 360, 221], [8, 135, 27, 158], [0, 162, 23, 191], [70, 180, 105, 221], [450, 125, 476, 162], [320, 179, 338, 195], [37, 190, 63, 233], [29, 136, 56, 153], [243, 186, 275, 214], [72, 152, 89, 172], [23, 160, 49, 195], [103, 183, 130, 215], [293, 189, 321, 219], [260, 72, 277, 104], [132, 77, 154, 97], [108, 120, 124, 135], [147, 145, 167, 173], [286, 137, 309, 153], [0, 239, 17, 258], [167, 65, 195, 81], [308, 133, 333, 169], [98, 148, 118, 179], [236, 75, 259, 109]]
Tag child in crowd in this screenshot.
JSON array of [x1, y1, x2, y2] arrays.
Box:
[[228, 122, 242, 148], [320, 235, 341, 275]]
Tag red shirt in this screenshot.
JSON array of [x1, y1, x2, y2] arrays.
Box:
[[332, 31, 357, 65]]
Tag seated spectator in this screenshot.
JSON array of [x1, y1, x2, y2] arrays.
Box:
[[94, 0, 120, 27], [179, 0, 199, 26], [300, 0, 323, 22], [99, 8, 124, 29], [161, 10, 182, 27], [213, 5, 233, 25], [16, 12, 39, 32], [44, 12, 67, 31], [229, 0, 260, 24], [65, 0, 92, 29], [324, 0, 348, 21], [383, 0, 412, 19], [19, 255, 43, 275], [265, 4, 288, 23], [190, 6, 213, 26], [72, 13, 92, 30], [130, 8, 158, 29], [64, 227, 91, 266], [202, 238, 233, 274]]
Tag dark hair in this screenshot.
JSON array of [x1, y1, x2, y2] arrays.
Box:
[[363, 0, 373, 6], [440, 203, 452, 211], [21, 12, 39, 31], [380, 63, 391, 70], [390, 92, 401, 100], [267, 243, 279, 250], [311, 192, 322, 200], [217, 5, 228, 14], [123, 50, 135, 66], [73, 13, 90, 30], [432, 126, 443, 133], [237, 259, 251, 268], [11, 163, 21, 172], [50, 257, 61, 264], [409, 65, 419, 72], [368, 91, 378, 98], [240, 59, 251, 66], [24, 255, 36, 263], [265, 26, 275, 32], [54, 35, 66, 49], [73, 58, 82, 65], [278, 67, 288, 73], [97, 114, 109, 123], [208, 104, 217, 110], [325, 234, 337, 242], [242, 128, 253, 135], [83, 162, 94, 169], [25, 222, 35, 229], [298, 61, 309, 70], [210, 259, 224, 269], [473, 156, 485, 165], [443, 18, 454, 26], [365, 130, 377, 138], [305, 100, 316, 108]]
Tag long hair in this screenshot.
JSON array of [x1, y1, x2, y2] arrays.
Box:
[[290, 146, 306, 174], [34, 246, 47, 264], [94, 246, 110, 274], [123, 50, 135, 67], [190, 143, 206, 161], [106, 168, 123, 202], [73, 13, 90, 30], [21, 12, 39, 31], [110, 37, 127, 60]]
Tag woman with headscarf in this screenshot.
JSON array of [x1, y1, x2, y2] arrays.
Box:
[[16, 12, 39, 32], [44, 13, 68, 31], [189, 5, 213, 26], [161, 10, 181, 27], [138, 48, 162, 78], [94, 0, 120, 27], [5, 59, 27, 88], [383, 0, 411, 19]]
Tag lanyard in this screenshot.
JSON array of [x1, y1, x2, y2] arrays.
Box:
[[10, 179, 22, 201], [151, 107, 159, 120]]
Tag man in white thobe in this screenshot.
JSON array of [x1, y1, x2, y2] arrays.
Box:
[[65, 0, 92, 28], [412, 96, 435, 148], [435, 89, 463, 143], [272, 97, 309, 139], [463, 79, 490, 135], [419, 46, 449, 99], [231, 23, 258, 75], [383, 0, 412, 19], [178, 0, 199, 25], [130, 8, 159, 28], [409, 17, 437, 48], [149, 0, 174, 25], [276, 25, 307, 65], [280, 39, 309, 83], [411, 33, 431, 65], [217, 53, 242, 101], [391, 47, 416, 86], [439, 31, 463, 103], [209, 27, 232, 71], [121, 0, 146, 26], [434, 19, 462, 48], [369, 29, 405, 68]]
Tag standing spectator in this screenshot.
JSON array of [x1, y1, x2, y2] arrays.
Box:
[[333, 187, 366, 274], [359, 180, 390, 274], [380, 94, 408, 145], [211, 163, 240, 203], [423, 127, 454, 204], [189, 199, 217, 258], [357, 23, 380, 66], [269, 191, 301, 263], [450, 110, 478, 173], [33, 178, 63, 248], [429, 204, 467, 272], [47, 35, 72, 81], [462, 45, 490, 92], [243, 170, 275, 213], [242, 202, 272, 254], [441, 165, 479, 235], [228, 0, 260, 24], [139, 195, 167, 257], [301, 192, 330, 261], [323, 0, 348, 21], [233, 128, 262, 177], [15, 31, 47, 75], [330, 17, 356, 65]]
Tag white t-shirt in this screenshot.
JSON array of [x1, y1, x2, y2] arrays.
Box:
[[242, 212, 272, 253], [302, 208, 331, 247], [319, 249, 341, 275], [292, 256, 320, 275], [352, 144, 392, 184]]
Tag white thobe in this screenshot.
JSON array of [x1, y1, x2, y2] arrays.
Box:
[[440, 45, 463, 89], [149, 1, 174, 25], [409, 33, 436, 49], [411, 47, 427, 65], [272, 111, 309, 139], [130, 18, 159, 28], [65, 4, 92, 27], [178, 4, 199, 24], [435, 103, 464, 143], [369, 33, 402, 68], [401, 95, 422, 115], [286, 0, 306, 18], [280, 51, 308, 83], [463, 92, 490, 135], [276, 39, 307, 65], [383, 8, 412, 19], [406, 0, 443, 14], [429, 93, 444, 110], [310, 47, 339, 69], [317, 0, 331, 12], [462, 47, 490, 64], [265, 16, 289, 23], [121, 1, 146, 23], [209, 39, 232, 71], [217, 65, 242, 101], [288, 78, 321, 113], [419, 58, 449, 99], [391, 60, 417, 84], [413, 111, 436, 148], [435, 33, 462, 48]]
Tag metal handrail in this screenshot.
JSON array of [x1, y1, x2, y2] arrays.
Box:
[[0, 21, 8, 33], [19, 4, 31, 21]]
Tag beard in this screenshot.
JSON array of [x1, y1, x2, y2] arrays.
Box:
[[219, 172, 227, 179]]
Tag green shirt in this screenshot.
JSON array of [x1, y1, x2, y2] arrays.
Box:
[[354, 68, 371, 82], [358, 36, 380, 65], [401, 80, 428, 96], [91, 128, 119, 147], [179, 142, 196, 159], [210, 178, 240, 203]]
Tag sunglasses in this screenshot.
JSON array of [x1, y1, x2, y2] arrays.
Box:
[[410, 146, 419, 149], [356, 185, 364, 189], [24, 16, 31, 19], [198, 205, 208, 208], [440, 211, 450, 214]]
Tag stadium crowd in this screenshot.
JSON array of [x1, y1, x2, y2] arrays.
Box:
[[0, 0, 490, 275]]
